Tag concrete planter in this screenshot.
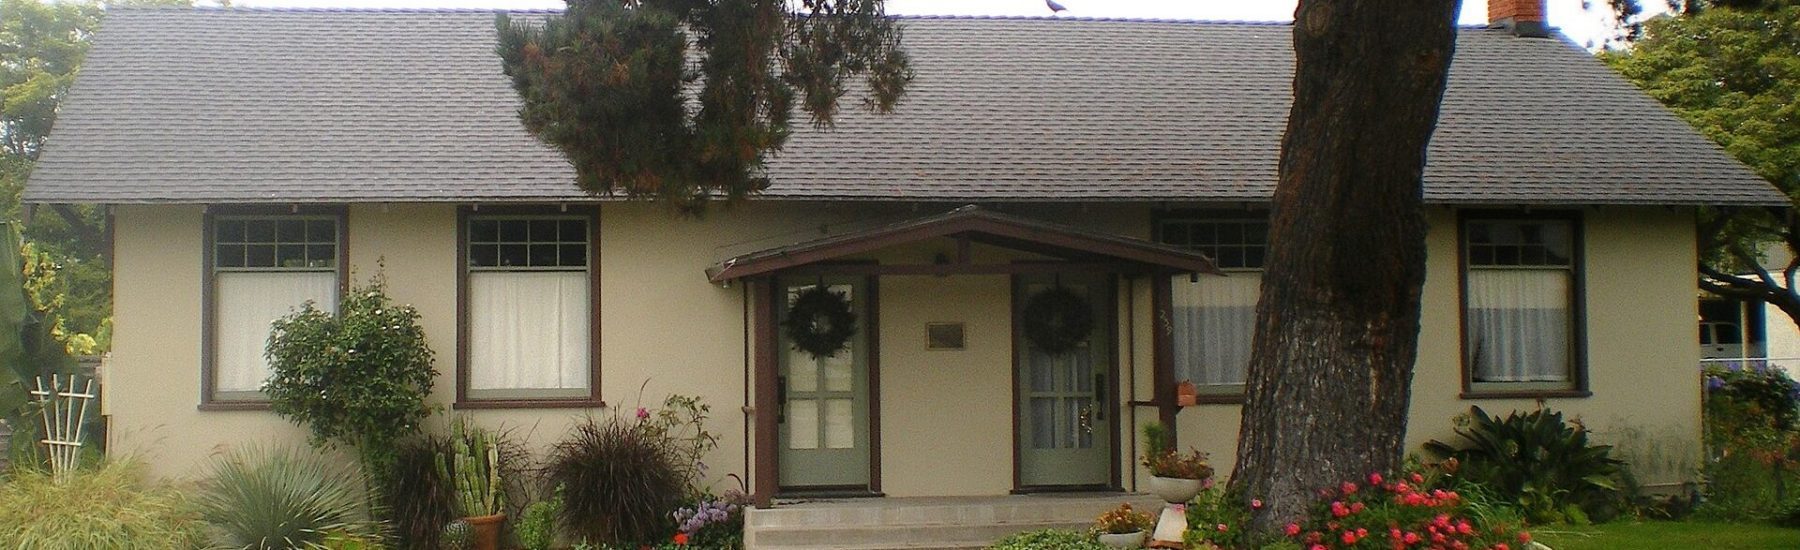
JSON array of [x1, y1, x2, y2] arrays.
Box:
[[1097, 530, 1146, 548], [1148, 476, 1205, 504]]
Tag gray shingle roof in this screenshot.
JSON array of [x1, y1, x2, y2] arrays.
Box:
[[23, 8, 1786, 206]]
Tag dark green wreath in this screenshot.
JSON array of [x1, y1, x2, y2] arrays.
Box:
[[1022, 287, 1094, 356], [783, 286, 858, 360]]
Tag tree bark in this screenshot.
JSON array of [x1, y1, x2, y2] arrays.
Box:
[[1232, 0, 1460, 533]]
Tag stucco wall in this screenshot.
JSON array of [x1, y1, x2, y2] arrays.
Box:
[[105, 202, 1699, 493]]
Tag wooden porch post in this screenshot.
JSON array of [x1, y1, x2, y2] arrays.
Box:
[[1151, 273, 1178, 446], [752, 277, 779, 508]]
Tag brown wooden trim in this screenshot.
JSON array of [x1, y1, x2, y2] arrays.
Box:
[[865, 274, 883, 494], [1151, 274, 1178, 444], [708, 207, 1219, 282], [1455, 209, 1590, 398], [1010, 274, 1024, 492], [1188, 394, 1246, 405], [752, 278, 779, 508], [454, 204, 605, 408], [773, 262, 1161, 277], [198, 204, 348, 410]]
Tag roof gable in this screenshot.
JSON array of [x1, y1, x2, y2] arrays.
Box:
[[22, 8, 1787, 207]]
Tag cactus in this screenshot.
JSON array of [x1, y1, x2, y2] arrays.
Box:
[[437, 417, 505, 517], [440, 519, 473, 550]]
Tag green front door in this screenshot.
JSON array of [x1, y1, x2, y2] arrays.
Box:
[[777, 278, 872, 490], [1017, 274, 1114, 488]]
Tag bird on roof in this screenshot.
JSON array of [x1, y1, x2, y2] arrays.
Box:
[[1046, 0, 1067, 14]]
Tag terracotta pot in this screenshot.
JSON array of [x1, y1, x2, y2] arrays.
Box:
[[463, 513, 505, 550], [1148, 475, 1205, 504], [1097, 530, 1146, 548]]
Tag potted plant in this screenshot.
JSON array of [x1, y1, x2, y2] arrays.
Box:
[[438, 418, 506, 550], [1093, 502, 1154, 548], [1141, 422, 1214, 504]]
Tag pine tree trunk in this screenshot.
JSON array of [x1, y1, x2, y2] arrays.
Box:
[[1232, 0, 1460, 534]]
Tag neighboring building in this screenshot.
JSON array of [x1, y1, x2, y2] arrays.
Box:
[[24, 4, 1784, 509]]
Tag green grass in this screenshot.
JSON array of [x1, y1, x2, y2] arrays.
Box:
[[1531, 520, 1800, 550]]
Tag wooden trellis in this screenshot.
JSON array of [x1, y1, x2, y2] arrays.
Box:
[[30, 374, 95, 482]]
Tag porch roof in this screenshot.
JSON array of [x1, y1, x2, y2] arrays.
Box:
[[705, 205, 1221, 282]]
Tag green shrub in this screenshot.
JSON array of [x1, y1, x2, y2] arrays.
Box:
[[1701, 361, 1800, 521], [985, 528, 1106, 550], [379, 436, 458, 550], [197, 446, 381, 549], [1184, 486, 1251, 549], [0, 459, 207, 549], [515, 492, 563, 550], [1424, 405, 1624, 524], [548, 415, 685, 546], [265, 274, 437, 479]]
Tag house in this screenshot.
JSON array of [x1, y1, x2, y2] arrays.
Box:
[[24, 3, 1783, 515]]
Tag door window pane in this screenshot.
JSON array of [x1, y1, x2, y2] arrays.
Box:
[[788, 399, 819, 450]]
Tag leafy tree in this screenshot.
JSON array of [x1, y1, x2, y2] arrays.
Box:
[[1232, 0, 1460, 532], [495, 0, 911, 213], [1603, 4, 1800, 327]]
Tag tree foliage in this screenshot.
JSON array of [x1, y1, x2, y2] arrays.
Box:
[[495, 0, 912, 213], [1603, 3, 1800, 322]]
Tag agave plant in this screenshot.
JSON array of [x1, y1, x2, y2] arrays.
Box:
[[1425, 406, 1625, 524], [197, 446, 381, 549], [439, 519, 473, 550]]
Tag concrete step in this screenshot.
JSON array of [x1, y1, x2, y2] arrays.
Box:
[[744, 494, 1167, 550]]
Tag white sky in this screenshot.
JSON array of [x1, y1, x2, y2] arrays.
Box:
[[224, 0, 1667, 49]]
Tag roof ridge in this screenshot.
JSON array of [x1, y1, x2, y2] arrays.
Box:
[[105, 6, 562, 14]]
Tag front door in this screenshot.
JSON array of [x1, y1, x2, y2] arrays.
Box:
[[777, 278, 872, 490], [1016, 274, 1114, 488]]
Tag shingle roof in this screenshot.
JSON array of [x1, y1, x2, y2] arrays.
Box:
[[23, 8, 1786, 206]]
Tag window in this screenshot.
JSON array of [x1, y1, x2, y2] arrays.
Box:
[[461, 213, 596, 403], [1160, 217, 1267, 395], [1462, 216, 1583, 394], [208, 214, 342, 404]]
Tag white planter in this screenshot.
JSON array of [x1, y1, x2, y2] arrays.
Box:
[[1097, 531, 1145, 548], [1148, 475, 1205, 504]]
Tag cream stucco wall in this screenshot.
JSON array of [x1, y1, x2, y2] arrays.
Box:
[[105, 202, 1700, 494]]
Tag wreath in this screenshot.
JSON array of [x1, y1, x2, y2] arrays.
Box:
[[1022, 287, 1094, 356], [783, 286, 859, 360]]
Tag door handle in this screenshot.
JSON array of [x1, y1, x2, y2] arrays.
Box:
[[1094, 373, 1106, 422], [776, 375, 787, 424]]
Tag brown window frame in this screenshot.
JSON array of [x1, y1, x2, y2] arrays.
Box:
[[199, 205, 349, 411], [1153, 209, 1269, 404], [454, 205, 604, 409], [1457, 210, 1591, 399]]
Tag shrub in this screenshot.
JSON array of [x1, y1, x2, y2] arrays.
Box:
[[1184, 486, 1252, 549], [380, 436, 458, 550], [265, 274, 437, 479], [0, 459, 207, 549], [548, 415, 685, 545], [198, 446, 382, 549], [672, 490, 750, 549], [1093, 502, 1154, 535], [1701, 361, 1800, 520], [1424, 406, 1623, 524], [1274, 467, 1531, 550], [1140, 421, 1213, 480], [515, 491, 563, 550], [985, 528, 1107, 550]]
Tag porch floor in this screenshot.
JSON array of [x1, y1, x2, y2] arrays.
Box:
[[746, 493, 1166, 550]]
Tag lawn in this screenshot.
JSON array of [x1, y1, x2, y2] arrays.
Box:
[[1531, 520, 1800, 550]]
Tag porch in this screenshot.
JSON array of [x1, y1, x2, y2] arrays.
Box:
[[743, 493, 1166, 550], [709, 206, 1217, 507]]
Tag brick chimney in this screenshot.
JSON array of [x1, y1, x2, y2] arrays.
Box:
[[1488, 0, 1550, 38]]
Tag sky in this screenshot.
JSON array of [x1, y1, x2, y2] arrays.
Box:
[[222, 0, 1667, 49]]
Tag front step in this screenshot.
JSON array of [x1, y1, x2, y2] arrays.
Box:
[[744, 494, 1167, 550]]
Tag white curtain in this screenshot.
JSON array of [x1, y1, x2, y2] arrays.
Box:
[[469, 271, 590, 396], [1170, 273, 1260, 388], [1465, 269, 1571, 382], [215, 271, 337, 394]]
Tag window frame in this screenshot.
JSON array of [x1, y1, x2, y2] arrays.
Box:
[[199, 205, 348, 411], [1457, 210, 1590, 399], [1154, 210, 1270, 403], [455, 205, 603, 409]]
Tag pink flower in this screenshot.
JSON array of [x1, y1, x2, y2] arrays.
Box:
[[1285, 523, 1303, 536], [1369, 472, 1384, 485], [1411, 472, 1425, 484], [1310, 546, 1326, 550], [1341, 482, 1359, 495], [1342, 531, 1358, 544], [636, 407, 650, 419], [1403, 532, 1422, 544], [1217, 523, 1229, 532], [1518, 532, 1532, 543], [1251, 499, 1264, 509]]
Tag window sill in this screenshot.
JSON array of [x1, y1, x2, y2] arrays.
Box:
[[197, 401, 272, 412], [1459, 389, 1591, 400], [454, 398, 606, 410], [1187, 394, 1245, 405]]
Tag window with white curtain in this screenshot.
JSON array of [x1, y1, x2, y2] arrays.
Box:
[[211, 216, 340, 402], [465, 216, 592, 401], [1160, 217, 1267, 394], [1463, 217, 1581, 392]]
